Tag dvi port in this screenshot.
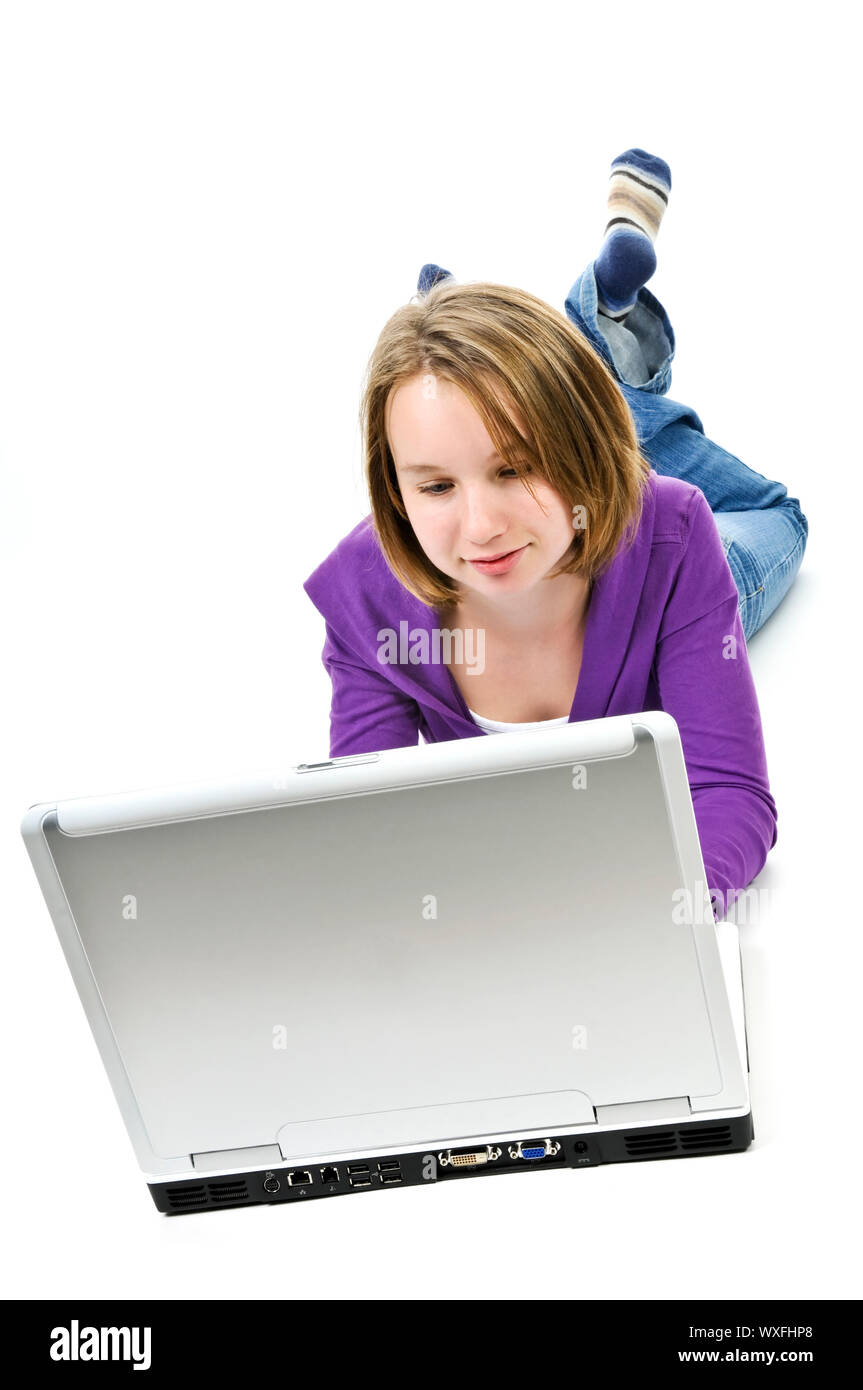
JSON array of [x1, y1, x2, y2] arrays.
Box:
[[438, 1145, 502, 1168]]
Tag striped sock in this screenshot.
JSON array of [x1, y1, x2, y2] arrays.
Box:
[[594, 149, 671, 320], [417, 262, 454, 294]]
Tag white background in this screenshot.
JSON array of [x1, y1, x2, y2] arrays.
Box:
[[2, 0, 859, 1301]]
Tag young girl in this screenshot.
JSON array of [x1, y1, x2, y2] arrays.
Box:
[[303, 149, 808, 919]]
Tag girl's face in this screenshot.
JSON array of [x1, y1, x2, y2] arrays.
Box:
[[387, 373, 576, 602]]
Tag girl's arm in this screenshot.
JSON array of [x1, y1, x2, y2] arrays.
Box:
[[317, 619, 422, 758], [652, 490, 779, 919]]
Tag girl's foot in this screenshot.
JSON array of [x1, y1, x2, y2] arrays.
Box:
[[594, 148, 671, 320], [417, 262, 454, 294]]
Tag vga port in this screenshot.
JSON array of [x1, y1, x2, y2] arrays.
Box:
[[438, 1145, 502, 1168], [507, 1138, 560, 1161]]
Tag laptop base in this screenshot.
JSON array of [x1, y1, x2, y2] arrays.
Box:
[[149, 1111, 754, 1215]]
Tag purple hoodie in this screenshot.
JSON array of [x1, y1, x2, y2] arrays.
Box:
[[303, 470, 778, 914]]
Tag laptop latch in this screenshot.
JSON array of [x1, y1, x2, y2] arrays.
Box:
[[191, 1143, 283, 1173], [594, 1097, 691, 1126]]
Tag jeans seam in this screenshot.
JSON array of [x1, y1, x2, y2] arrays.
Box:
[[738, 528, 807, 600]]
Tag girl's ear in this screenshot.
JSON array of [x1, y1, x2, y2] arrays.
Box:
[[416, 263, 455, 295]]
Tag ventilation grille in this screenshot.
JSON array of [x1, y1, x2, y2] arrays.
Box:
[[166, 1184, 207, 1210], [207, 1179, 249, 1204], [678, 1125, 733, 1152], [165, 1179, 250, 1209], [624, 1128, 677, 1157], [624, 1124, 733, 1158]]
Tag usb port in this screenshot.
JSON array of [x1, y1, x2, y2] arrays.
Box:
[[378, 1161, 400, 1173], [348, 1161, 373, 1187], [381, 1172, 402, 1185]]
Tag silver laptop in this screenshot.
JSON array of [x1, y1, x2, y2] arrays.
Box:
[[20, 710, 751, 1215]]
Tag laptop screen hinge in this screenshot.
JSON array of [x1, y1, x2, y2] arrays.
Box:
[[594, 1097, 691, 1126], [191, 1143, 283, 1173]]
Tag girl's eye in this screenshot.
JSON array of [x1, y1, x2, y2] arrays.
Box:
[[417, 466, 530, 497]]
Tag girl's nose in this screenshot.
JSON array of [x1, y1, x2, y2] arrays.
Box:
[[462, 489, 508, 548]]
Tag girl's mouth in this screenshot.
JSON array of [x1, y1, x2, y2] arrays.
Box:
[[467, 545, 528, 575]]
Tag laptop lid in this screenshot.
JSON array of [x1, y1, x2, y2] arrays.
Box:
[[21, 711, 746, 1178]]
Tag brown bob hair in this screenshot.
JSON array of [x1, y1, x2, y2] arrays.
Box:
[[360, 277, 651, 611]]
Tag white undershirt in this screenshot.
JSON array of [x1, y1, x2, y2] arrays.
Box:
[[468, 707, 571, 735]]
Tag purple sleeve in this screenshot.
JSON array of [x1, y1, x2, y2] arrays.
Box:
[[653, 490, 779, 919], [319, 621, 421, 758]]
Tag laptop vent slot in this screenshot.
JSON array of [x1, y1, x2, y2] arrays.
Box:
[[165, 1184, 207, 1210], [678, 1125, 733, 1151], [207, 1180, 249, 1204], [624, 1129, 677, 1156], [624, 1124, 734, 1158]]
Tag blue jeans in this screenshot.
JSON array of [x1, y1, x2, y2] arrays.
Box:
[[565, 262, 808, 642]]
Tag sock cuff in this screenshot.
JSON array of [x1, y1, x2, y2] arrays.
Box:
[[596, 297, 635, 322]]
